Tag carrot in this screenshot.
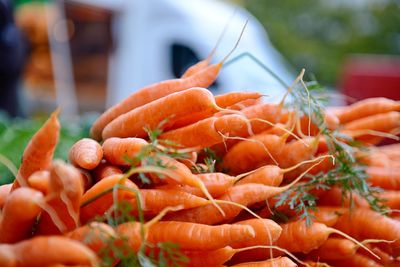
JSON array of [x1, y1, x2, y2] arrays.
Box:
[[68, 138, 103, 170], [366, 166, 400, 190], [90, 63, 222, 141], [0, 187, 43, 243], [307, 207, 347, 227], [0, 236, 98, 267], [92, 161, 123, 181], [27, 170, 50, 194], [379, 190, 400, 210], [241, 103, 283, 134], [328, 253, 383, 267], [343, 111, 400, 133], [102, 137, 148, 166], [276, 136, 320, 169], [307, 237, 358, 260], [65, 222, 116, 253], [0, 183, 12, 209], [229, 257, 297, 267], [145, 221, 256, 250], [226, 98, 262, 111], [221, 134, 286, 175], [317, 186, 369, 208], [12, 109, 60, 190], [102, 88, 223, 139], [335, 97, 400, 124], [80, 174, 138, 224], [159, 114, 252, 150], [166, 161, 320, 224], [332, 208, 400, 256], [360, 245, 396, 266], [215, 92, 263, 108], [36, 160, 84, 235]]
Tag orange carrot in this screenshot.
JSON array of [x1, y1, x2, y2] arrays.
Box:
[[80, 174, 138, 224], [27, 170, 50, 194], [102, 137, 148, 166], [336, 97, 400, 124], [241, 103, 283, 134], [36, 160, 84, 235], [226, 98, 262, 111], [0, 187, 43, 243], [65, 222, 116, 253], [92, 161, 123, 181], [343, 111, 400, 133], [367, 166, 400, 190], [328, 253, 383, 267], [379, 190, 400, 210], [102, 88, 222, 139], [333, 208, 400, 256], [159, 114, 252, 149], [90, 63, 222, 140], [68, 138, 103, 170], [221, 134, 286, 175], [229, 257, 297, 267], [215, 92, 263, 108], [307, 237, 358, 260], [12, 109, 60, 190], [0, 236, 98, 267], [0, 183, 12, 209], [317, 186, 369, 208]]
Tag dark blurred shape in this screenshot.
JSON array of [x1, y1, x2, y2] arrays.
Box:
[[339, 55, 400, 103], [0, 0, 27, 117]]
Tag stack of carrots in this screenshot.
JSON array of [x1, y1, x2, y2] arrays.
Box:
[[0, 51, 400, 267]]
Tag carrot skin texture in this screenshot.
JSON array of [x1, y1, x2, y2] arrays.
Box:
[[102, 137, 148, 166], [0, 236, 98, 267], [229, 257, 297, 267], [215, 91, 263, 108], [27, 170, 50, 194], [12, 109, 60, 190], [68, 138, 103, 170], [366, 167, 400, 190], [184, 246, 236, 267], [90, 63, 221, 140], [236, 165, 283, 187], [0, 187, 43, 243], [36, 161, 84, 235], [308, 237, 357, 260], [92, 161, 123, 181], [102, 88, 218, 139], [343, 111, 400, 132], [328, 253, 383, 267], [0, 183, 12, 209]]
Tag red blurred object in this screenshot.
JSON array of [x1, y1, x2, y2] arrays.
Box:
[[339, 55, 400, 104]]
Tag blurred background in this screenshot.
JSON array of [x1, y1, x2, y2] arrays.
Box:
[[0, 0, 399, 183]]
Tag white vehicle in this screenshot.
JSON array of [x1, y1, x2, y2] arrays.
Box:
[[52, 0, 294, 114]]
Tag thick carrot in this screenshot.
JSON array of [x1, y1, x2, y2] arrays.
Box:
[[68, 138, 103, 170], [184, 246, 237, 267], [90, 63, 222, 140], [276, 137, 319, 169], [343, 111, 400, 133], [12, 109, 60, 190], [27, 170, 50, 194], [102, 137, 148, 166], [241, 103, 283, 134], [0, 236, 98, 267], [317, 186, 369, 208], [65, 222, 116, 253], [36, 160, 84, 235], [335, 97, 400, 124], [221, 134, 286, 175], [0, 187, 43, 243], [80, 174, 138, 224], [159, 114, 252, 150], [332, 208, 400, 256], [328, 253, 383, 267], [0, 183, 12, 209], [367, 166, 400, 190], [92, 161, 123, 181], [307, 237, 358, 260], [102, 88, 221, 139], [229, 257, 297, 267]]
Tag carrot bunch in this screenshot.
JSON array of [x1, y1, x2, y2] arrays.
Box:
[[1, 44, 400, 267]]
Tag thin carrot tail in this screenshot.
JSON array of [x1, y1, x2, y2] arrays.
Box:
[[281, 154, 335, 174], [220, 19, 248, 65]]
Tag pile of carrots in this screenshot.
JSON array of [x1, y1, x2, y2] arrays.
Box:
[[1, 49, 400, 267]]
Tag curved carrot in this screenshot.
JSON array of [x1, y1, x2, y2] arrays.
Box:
[[69, 138, 103, 170], [90, 63, 222, 140], [336, 97, 400, 124], [27, 170, 50, 194], [229, 257, 296, 267], [92, 161, 123, 181], [317, 186, 369, 208], [102, 88, 221, 139], [0, 187, 43, 243], [102, 137, 148, 166], [80, 174, 138, 224], [241, 103, 283, 134], [12, 109, 60, 190], [215, 92, 263, 108], [343, 111, 400, 133], [0, 236, 98, 267], [0, 183, 12, 209], [36, 160, 84, 235], [221, 133, 286, 175]]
